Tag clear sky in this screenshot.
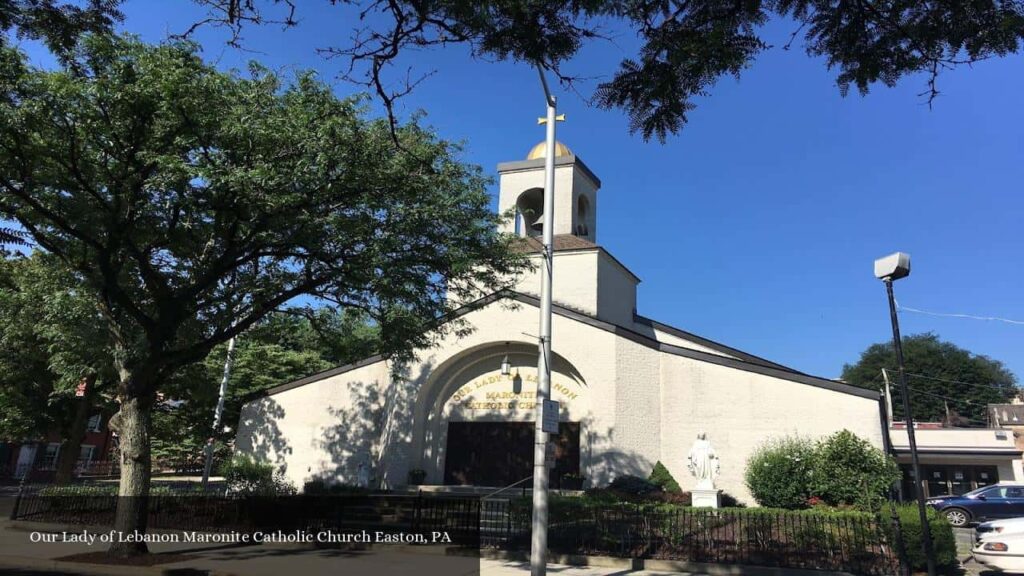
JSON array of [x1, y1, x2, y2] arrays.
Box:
[[20, 1, 1024, 382]]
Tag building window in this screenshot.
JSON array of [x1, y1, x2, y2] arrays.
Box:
[[86, 414, 102, 432], [901, 464, 999, 499], [75, 445, 96, 473], [41, 443, 61, 470]]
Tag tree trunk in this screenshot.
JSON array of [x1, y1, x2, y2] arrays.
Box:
[[54, 375, 97, 485], [107, 393, 153, 557]]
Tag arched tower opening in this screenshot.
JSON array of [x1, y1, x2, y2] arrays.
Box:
[[516, 188, 545, 238], [576, 194, 591, 239]]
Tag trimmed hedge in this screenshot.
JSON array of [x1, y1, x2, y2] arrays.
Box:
[[885, 504, 958, 573]]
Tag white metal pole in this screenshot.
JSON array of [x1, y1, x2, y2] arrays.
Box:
[[530, 66, 557, 576], [202, 334, 236, 488]]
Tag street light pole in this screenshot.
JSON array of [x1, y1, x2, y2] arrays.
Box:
[[202, 334, 236, 489], [876, 252, 936, 576], [530, 64, 557, 576]]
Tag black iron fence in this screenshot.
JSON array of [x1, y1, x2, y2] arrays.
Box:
[[531, 504, 898, 575], [10, 491, 897, 575]]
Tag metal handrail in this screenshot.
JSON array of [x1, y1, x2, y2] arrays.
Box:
[[481, 476, 533, 500]]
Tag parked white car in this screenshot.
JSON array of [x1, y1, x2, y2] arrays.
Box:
[[978, 517, 1024, 543], [973, 532, 1024, 572]]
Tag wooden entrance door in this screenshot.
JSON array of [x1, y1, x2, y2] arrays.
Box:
[[444, 422, 580, 487]]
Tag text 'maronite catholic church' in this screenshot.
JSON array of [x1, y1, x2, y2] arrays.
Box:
[[235, 140, 888, 503]]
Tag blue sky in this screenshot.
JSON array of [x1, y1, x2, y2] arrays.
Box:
[[20, 2, 1024, 382]]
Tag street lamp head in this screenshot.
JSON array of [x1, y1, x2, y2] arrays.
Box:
[[874, 252, 911, 281]]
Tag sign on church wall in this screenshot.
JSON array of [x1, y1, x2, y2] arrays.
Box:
[[446, 371, 581, 412]]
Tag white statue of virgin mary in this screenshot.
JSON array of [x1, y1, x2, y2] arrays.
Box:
[[687, 431, 720, 490]]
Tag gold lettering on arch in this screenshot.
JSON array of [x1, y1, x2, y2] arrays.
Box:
[[447, 372, 581, 409]]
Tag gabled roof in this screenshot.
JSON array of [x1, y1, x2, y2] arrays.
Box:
[[249, 290, 877, 401]]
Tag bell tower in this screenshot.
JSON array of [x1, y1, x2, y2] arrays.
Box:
[[496, 141, 601, 242]]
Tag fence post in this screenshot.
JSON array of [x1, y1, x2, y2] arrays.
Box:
[[886, 497, 911, 576], [413, 490, 421, 533]]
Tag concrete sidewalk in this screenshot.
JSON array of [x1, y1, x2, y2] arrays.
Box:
[[0, 520, 687, 576]]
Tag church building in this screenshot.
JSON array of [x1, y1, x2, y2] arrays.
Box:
[[234, 142, 887, 504]]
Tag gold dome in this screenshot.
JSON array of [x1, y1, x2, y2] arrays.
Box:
[[526, 140, 572, 160]]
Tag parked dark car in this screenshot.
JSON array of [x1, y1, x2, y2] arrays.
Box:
[[926, 483, 1024, 527]]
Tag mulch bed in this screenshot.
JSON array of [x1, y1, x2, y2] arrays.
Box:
[[54, 551, 198, 566]]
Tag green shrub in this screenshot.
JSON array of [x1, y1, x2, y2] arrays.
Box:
[[38, 484, 209, 496], [219, 455, 296, 496], [745, 430, 899, 511], [581, 487, 624, 504], [811, 430, 900, 510], [608, 474, 662, 497], [649, 461, 682, 493], [720, 492, 745, 508], [39, 484, 118, 497], [651, 491, 692, 506], [886, 504, 957, 573], [744, 436, 816, 509]]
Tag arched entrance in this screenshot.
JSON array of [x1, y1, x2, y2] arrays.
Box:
[[413, 342, 588, 488]]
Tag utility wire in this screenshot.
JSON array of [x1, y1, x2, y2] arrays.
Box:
[[891, 385, 995, 427], [905, 372, 1019, 393]]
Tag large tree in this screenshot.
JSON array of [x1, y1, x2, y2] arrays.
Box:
[[0, 35, 523, 555], [842, 333, 1019, 425], [183, 0, 1024, 141]]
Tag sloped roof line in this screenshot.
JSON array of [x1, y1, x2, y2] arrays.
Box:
[[250, 290, 877, 400], [633, 315, 800, 374]]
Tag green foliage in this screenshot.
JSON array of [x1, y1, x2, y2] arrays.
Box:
[[744, 436, 816, 509], [0, 1, 122, 59], [608, 475, 662, 497], [196, 0, 1024, 141], [811, 430, 900, 510], [38, 483, 209, 497], [0, 252, 115, 440], [302, 480, 371, 495], [746, 431, 898, 510], [0, 32, 524, 527], [648, 461, 681, 493], [885, 504, 957, 572], [219, 455, 296, 496], [0, 227, 26, 246], [842, 333, 1019, 423]]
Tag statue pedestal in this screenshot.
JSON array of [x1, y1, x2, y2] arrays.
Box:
[[692, 488, 721, 509]]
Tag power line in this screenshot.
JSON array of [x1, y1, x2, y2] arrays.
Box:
[[902, 385, 975, 406], [894, 386, 993, 426], [905, 372, 1019, 393]]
